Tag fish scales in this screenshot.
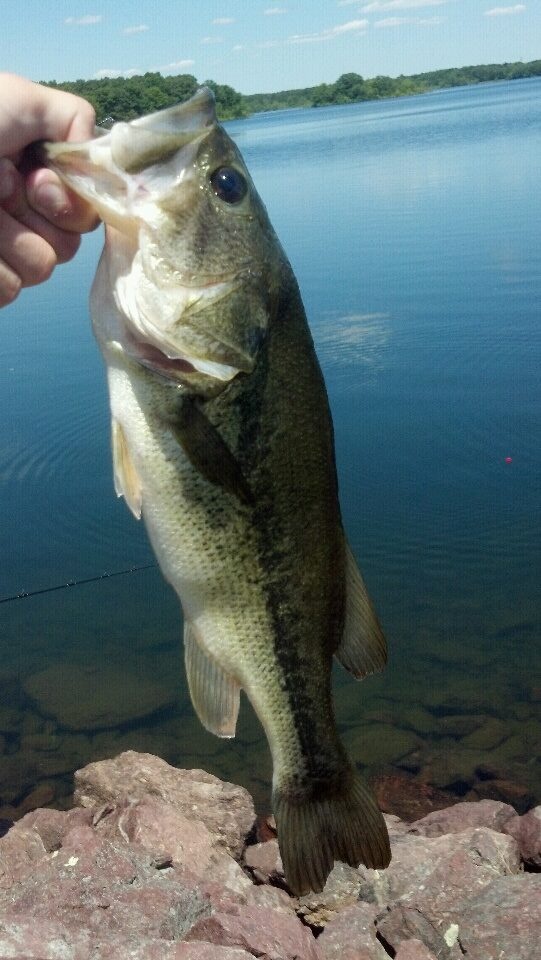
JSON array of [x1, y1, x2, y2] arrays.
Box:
[[44, 87, 391, 894]]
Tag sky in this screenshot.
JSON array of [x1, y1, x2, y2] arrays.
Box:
[[0, 1, 538, 95]]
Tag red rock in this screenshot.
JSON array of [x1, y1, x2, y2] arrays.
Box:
[[358, 827, 520, 914], [458, 874, 541, 959], [370, 772, 456, 821], [297, 862, 364, 928], [243, 837, 284, 885], [317, 901, 387, 960], [376, 905, 455, 960], [471, 777, 535, 813], [185, 903, 321, 960], [409, 798, 516, 837], [395, 940, 438, 960], [74, 751, 255, 857], [503, 805, 541, 867]]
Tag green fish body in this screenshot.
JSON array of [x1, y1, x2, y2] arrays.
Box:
[[45, 89, 391, 894]]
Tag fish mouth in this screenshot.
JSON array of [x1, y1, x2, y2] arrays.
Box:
[[120, 318, 243, 385], [42, 87, 216, 230]]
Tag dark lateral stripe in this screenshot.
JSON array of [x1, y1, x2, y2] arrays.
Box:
[[232, 302, 339, 786]]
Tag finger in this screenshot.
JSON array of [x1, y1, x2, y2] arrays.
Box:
[[0, 256, 22, 307], [0, 73, 96, 156], [0, 206, 57, 288], [26, 167, 100, 234], [0, 161, 82, 264]]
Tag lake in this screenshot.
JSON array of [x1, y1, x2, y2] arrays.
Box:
[[1, 77, 540, 818]]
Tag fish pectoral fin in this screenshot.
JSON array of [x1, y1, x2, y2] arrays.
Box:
[[169, 399, 254, 507], [111, 419, 142, 519], [334, 542, 387, 679], [184, 620, 241, 738]]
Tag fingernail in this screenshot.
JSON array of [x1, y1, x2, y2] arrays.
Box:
[[34, 182, 71, 218], [0, 158, 15, 201]]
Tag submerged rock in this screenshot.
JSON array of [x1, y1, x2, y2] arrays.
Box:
[[0, 750, 539, 960], [23, 662, 176, 730]]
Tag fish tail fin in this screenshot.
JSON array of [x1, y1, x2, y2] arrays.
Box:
[[273, 771, 391, 896]]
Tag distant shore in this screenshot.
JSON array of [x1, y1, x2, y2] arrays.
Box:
[[43, 57, 541, 124]]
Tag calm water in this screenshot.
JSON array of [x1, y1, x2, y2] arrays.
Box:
[[1, 78, 540, 816]]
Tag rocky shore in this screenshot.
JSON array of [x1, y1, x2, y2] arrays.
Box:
[[0, 750, 539, 959]]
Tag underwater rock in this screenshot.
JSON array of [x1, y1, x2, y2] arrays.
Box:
[[0, 752, 539, 960], [370, 772, 455, 821], [23, 662, 176, 730]]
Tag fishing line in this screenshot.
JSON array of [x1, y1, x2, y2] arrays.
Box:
[[0, 563, 157, 604]]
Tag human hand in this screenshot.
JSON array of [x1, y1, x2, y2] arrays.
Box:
[[0, 73, 100, 307]]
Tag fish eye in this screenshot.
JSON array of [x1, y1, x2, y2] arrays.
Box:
[[209, 166, 247, 205]]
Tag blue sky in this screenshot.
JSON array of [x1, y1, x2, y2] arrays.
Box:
[[1, 1, 538, 94]]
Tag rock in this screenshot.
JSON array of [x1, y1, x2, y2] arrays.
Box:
[[317, 901, 388, 960], [503, 805, 541, 867], [357, 827, 520, 911], [16, 781, 56, 815], [437, 714, 485, 738], [376, 905, 460, 960], [471, 776, 536, 813], [185, 903, 322, 960], [74, 751, 255, 857], [0, 921, 254, 960], [394, 940, 438, 960], [460, 716, 510, 750], [243, 838, 284, 886], [297, 862, 365, 928], [410, 798, 516, 837], [342, 723, 421, 767], [23, 662, 176, 730], [370, 772, 456, 821], [457, 874, 541, 959]]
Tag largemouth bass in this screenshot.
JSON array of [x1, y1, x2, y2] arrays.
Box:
[[44, 88, 391, 894]]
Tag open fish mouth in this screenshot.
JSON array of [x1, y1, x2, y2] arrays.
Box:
[[121, 322, 242, 383]]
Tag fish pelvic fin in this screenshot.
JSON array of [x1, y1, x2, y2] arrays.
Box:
[[111, 419, 142, 519], [334, 542, 387, 679], [184, 620, 241, 738], [273, 771, 391, 896]]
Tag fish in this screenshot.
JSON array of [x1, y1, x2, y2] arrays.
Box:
[[43, 87, 391, 895]]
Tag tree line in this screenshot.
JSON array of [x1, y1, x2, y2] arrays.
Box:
[[44, 59, 541, 124]]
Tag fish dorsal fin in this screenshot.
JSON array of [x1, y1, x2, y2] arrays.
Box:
[[170, 399, 254, 506], [334, 543, 387, 678], [111, 418, 142, 519], [184, 621, 241, 738]]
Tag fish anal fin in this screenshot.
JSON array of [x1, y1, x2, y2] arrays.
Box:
[[184, 620, 241, 738], [335, 542, 387, 679], [170, 399, 254, 507], [111, 418, 142, 519], [273, 771, 391, 896]]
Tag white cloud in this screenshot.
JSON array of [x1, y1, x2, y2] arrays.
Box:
[[264, 7, 287, 14], [484, 4, 526, 14], [201, 36, 224, 44], [360, 0, 447, 10], [289, 18, 368, 42], [374, 16, 411, 25], [157, 60, 195, 73], [94, 67, 139, 79], [122, 24, 149, 35], [212, 17, 235, 24], [232, 44, 245, 51], [65, 14, 103, 25]]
